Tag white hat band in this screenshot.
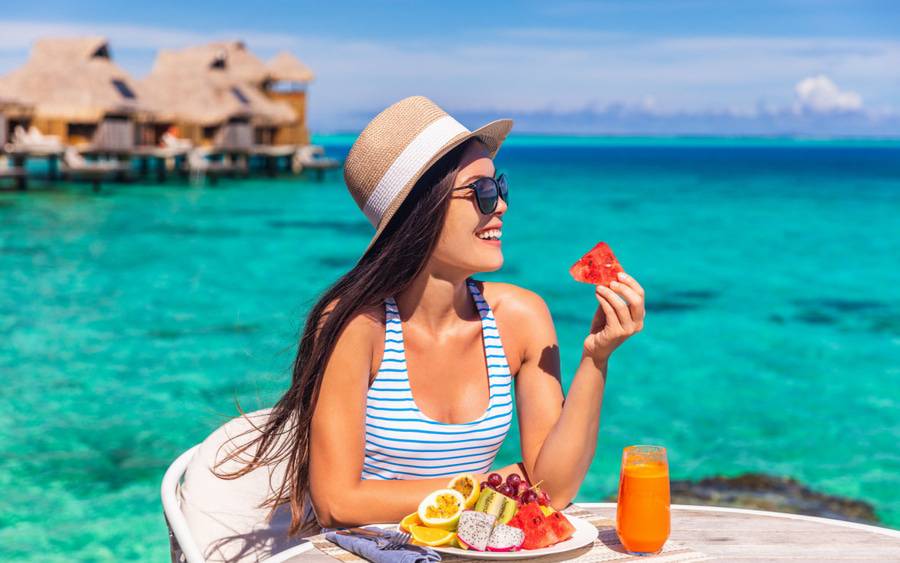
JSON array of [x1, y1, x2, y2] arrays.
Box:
[[361, 115, 469, 226]]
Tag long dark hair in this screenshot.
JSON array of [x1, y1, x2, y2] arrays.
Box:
[[217, 138, 482, 535]]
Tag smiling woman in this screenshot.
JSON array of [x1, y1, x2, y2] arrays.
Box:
[[211, 95, 645, 541]]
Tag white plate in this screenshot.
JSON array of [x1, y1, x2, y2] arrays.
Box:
[[429, 514, 598, 560]]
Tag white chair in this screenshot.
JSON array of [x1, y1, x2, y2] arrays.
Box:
[[18, 125, 63, 149], [13, 125, 27, 144], [8, 125, 64, 153], [63, 147, 95, 170], [163, 446, 205, 563], [293, 145, 340, 177], [161, 409, 320, 563], [26, 125, 62, 146], [161, 132, 194, 151]]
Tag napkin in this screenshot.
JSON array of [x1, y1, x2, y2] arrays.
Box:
[[325, 528, 442, 563]]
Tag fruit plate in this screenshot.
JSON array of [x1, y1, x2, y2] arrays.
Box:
[[431, 514, 597, 559]]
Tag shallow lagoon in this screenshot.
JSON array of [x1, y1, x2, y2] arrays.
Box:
[[1, 136, 898, 560]]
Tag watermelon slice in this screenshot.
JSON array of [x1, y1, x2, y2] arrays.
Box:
[[569, 241, 623, 287], [546, 511, 575, 542], [508, 502, 560, 550]]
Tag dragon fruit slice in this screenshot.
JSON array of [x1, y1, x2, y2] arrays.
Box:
[[456, 510, 496, 551], [486, 523, 526, 552]]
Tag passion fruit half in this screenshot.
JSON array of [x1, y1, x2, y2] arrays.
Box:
[[447, 473, 481, 509], [417, 488, 466, 531]]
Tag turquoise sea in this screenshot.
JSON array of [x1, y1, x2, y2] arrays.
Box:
[[1, 135, 899, 560]]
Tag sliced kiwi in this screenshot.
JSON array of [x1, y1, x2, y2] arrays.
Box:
[[474, 489, 517, 524], [497, 496, 517, 524], [474, 488, 494, 513]]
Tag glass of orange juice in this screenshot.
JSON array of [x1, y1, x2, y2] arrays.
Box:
[[616, 445, 670, 555]]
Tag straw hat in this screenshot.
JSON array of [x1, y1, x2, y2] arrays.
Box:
[[344, 95, 513, 252]]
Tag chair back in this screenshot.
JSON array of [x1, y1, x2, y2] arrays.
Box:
[[162, 409, 319, 562], [163, 446, 204, 563]]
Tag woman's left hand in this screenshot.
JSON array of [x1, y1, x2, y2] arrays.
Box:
[[583, 271, 645, 363]]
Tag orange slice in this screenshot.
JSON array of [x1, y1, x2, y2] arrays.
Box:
[[409, 525, 456, 547], [399, 511, 422, 533]]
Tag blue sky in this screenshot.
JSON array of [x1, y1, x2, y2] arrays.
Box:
[[1, 1, 898, 135]]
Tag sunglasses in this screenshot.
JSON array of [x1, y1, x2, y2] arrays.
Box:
[[451, 173, 508, 214]]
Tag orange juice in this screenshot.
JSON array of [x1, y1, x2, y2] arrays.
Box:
[[616, 446, 670, 554]]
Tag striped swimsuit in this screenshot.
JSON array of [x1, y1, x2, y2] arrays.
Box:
[[362, 280, 514, 480]]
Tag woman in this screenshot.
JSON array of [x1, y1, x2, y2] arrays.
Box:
[[228, 96, 645, 534]]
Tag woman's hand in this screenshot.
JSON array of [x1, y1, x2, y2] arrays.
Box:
[[583, 271, 645, 363]]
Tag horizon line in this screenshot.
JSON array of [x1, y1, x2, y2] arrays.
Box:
[[312, 131, 900, 142]]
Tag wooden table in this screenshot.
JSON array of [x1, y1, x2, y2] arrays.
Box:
[[264, 503, 900, 562]]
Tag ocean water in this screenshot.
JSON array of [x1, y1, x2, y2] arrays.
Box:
[[1, 136, 899, 560]]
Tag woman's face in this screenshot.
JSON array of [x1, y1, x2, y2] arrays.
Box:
[[430, 141, 507, 276]]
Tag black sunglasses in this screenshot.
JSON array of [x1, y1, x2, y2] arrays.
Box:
[[451, 173, 508, 214]]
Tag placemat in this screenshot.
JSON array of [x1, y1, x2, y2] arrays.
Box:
[[308, 505, 711, 562]]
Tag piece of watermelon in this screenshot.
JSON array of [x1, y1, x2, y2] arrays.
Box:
[[547, 511, 575, 542], [569, 242, 623, 287], [508, 502, 560, 549]]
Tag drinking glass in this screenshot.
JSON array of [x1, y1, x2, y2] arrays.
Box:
[[615, 445, 670, 555]]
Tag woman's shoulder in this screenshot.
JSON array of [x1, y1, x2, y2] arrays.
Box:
[[473, 280, 552, 325], [319, 300, 385, 347], [319, 300, 386, 379]]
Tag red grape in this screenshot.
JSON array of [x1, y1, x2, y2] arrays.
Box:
[[497, 483, 514, 497], [537, 491, 551, 506], [521, 490, 539, 504], [487, 473, 503, 488], [506, 473, 522, 489], [479, 481, 489, 492], [516, 481, 529, 497]]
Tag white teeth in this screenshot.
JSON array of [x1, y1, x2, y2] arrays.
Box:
[[476, 229, 502, 240]]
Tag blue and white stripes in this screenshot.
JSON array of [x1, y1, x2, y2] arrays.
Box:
[[362, 281, 513, 480]]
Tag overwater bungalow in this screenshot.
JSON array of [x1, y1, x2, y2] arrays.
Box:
[[0, 37, 154, 153], [262, 51, 315, 145], [225, 44, 315, 145], [201, 41, 314, 145], [139, 42, 298, 152]]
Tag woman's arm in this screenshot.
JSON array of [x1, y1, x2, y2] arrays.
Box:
[[308, 311, 523, 527], [308, 313, 442, 527], [506, 272, 645, 508]]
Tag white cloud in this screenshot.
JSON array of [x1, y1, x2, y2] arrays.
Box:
[[794, 75, 863, 113]]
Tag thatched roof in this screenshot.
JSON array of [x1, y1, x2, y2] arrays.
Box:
[[138, 41, 296, 126], [0, 37, 150, 122], [266, 52, 315, 83], [218, 41, 269, 84]]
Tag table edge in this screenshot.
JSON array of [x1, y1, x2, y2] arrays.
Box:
[[262, 502, 900, 562], [580, 502, 900, 538]]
